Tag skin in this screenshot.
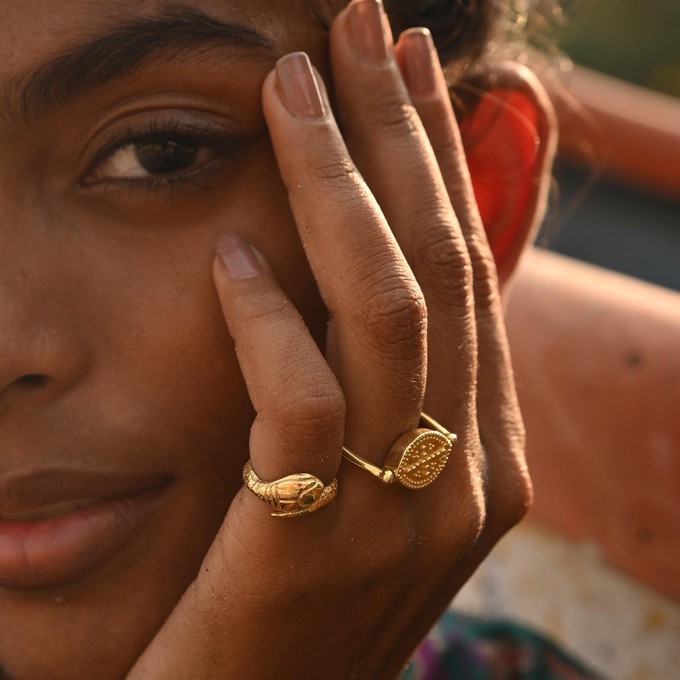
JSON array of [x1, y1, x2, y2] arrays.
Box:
[[0, 0, 554, 678]]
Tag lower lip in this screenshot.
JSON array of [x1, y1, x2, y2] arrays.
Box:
[[0, 486, 166, 590]]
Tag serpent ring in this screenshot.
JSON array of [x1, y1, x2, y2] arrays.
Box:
[[242, 461, 338, 518]]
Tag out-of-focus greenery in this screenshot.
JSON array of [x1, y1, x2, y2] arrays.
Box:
[[560, 0, 680, 97]]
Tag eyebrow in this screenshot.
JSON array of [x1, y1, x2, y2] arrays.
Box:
[[2, 6, 281, 123]]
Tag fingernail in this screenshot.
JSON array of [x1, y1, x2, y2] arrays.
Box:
[[400, 29, 439, 99], [347, 0, 392, 66], [217, 234, 261, 280], [276, 52, 326, 120]]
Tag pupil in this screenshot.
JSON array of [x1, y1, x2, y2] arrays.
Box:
[[135, 141, 197, 175]]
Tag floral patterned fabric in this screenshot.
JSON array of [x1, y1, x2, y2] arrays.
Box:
[[403, 611, 608, 680]]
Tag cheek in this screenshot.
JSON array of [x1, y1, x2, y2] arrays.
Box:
[[245, 155, 327, 342], [60, 140, 325, 480]]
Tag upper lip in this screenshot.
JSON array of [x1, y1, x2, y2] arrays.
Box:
[[0, 468, 172, 516]]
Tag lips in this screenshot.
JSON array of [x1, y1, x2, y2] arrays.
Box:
[[0, 470, 170, 590], [0, 498, 101, 521]]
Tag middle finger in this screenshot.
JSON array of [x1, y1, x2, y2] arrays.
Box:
[[262, 52, 425, 462]]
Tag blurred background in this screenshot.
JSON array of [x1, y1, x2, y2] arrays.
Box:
[[455, 5, 680, 679], [544, 0, 680, 290], [563, 0, 680, 98]]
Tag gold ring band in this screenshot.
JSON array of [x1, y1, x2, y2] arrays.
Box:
[[342, 412, 457, 489], [242, 461, 338, 518]]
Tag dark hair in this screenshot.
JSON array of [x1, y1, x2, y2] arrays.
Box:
[[386, 0, 494, 67], [308, 1, 563, 80], [386, 0, 564, 77]]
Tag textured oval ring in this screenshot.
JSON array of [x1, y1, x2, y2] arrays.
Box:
[[242, 461, 338, 518], [342, 412, 457, 489]]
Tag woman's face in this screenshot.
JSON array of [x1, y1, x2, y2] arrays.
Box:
[[0, 1, 337, 676]]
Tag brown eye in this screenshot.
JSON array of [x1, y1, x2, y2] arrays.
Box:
[[134, 140, 198, 175], [82, 117, 241, 190], [87, 139, 214, 182]]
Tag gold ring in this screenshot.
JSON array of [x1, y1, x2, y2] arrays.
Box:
[[342, 412, 457, 489], [242, 461, 338, 518]]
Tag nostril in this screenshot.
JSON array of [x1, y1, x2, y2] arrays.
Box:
[[0, 374, 52, 401], [17, 374, 49, 387]]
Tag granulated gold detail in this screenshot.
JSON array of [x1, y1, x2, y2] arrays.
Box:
[[341, 413, 457, 489], [385, 430, 453, 489]]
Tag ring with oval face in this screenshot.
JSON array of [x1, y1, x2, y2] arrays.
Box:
[[342, 412, 457, 489]]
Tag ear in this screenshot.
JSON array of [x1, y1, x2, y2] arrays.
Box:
[[456, 63, 558, 290]]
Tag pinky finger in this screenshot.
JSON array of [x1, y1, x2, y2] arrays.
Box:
[[398, 30, 538, 525]]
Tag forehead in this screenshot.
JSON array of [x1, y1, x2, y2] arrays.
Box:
[[0, 0, 340, 74]]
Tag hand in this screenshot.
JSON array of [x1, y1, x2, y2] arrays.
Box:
[[127, 3, 531, 678]]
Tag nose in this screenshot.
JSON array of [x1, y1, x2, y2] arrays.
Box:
[[0, 237, 88, 406]]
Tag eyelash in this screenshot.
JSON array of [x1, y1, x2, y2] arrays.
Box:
[[82, 118, 238, 192]]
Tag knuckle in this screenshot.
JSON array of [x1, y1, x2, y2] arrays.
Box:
[[450, 489, 488, 553], [490, 469, 533, 538], [499, 439, 534, 531], [509, 470, 534, 524], [368, 93, 418, 137], [271, 384, 346, 468], [306, 156, 363, 193], [467, 237, 502, 312], [416, 229, 475, 312], [460, 493, 488, 547], [357, 279, 427, 356], [483, 430, 534, 538], [293, 156, 372, 218], [277, 383, 346, 436], [425, 493, 487, 568], [234, 289, 290, 324], [427, 440, 489, 557]]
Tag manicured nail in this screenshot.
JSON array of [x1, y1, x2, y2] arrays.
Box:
[[217, 234, 261, 280], [276, 52, 326, 119], [401, 29, 439, 99], [347, 0, 392, 66]]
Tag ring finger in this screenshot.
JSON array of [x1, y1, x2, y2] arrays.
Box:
[[329, 2, 478, 435]]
